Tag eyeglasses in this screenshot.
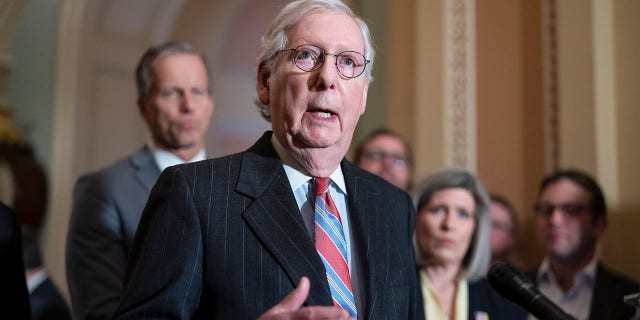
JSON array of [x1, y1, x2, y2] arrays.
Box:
[[277, 44, 370, 79], [533, 202, 590, 217], [363, 150, 409, 167]]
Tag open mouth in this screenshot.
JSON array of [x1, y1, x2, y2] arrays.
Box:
[[312, 110, 334, 118]]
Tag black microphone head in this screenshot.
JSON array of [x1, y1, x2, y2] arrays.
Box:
[[488, 261, 540, 308], [488, 262, 576, 320]]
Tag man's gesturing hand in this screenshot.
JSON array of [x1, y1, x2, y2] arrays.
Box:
[[257, 277, 355, 320]]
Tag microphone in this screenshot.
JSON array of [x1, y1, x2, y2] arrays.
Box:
[[487, 261, 576, 320]]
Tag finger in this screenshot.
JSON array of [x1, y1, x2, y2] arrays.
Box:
[[293, 305, 354, 319], [260, 276, 310, 317], [278, 276, 310, 311]]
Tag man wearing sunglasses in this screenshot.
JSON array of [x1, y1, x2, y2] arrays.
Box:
[[528, 169, 638, 320]]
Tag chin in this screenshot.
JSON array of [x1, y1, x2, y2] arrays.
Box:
[[295, 132, 340, 149]]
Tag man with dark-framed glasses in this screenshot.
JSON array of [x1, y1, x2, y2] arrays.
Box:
[[115, 0, 423, 319], [526, 169, 639, 320], [353, 128, 413, 192]]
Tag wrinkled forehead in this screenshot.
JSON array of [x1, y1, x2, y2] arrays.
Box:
[[286, 10, 365, 52]]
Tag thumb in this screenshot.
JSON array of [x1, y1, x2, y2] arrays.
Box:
[[277, 276, 310, 311], [261, 277, 310, 316]]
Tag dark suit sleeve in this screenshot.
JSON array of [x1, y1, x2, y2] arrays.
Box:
[[0, 202, 32, 320], [66, 174, 129, 320], [115, 166, 204, 319]]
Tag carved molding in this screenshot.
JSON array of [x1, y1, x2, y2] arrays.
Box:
[[542, 0, 559, 172], [444, 0, 476, 171]]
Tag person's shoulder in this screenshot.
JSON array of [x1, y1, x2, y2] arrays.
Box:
[[0, 202, 17, 243], [77, 148, 152, 184], [343, 160, 407, 194], [597, 263, 639, 289], [172, 150, 246, 172], [158, 150, 249, 187], [468, 277, 529, 320]]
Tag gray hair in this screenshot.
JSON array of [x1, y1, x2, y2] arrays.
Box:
[[135, 41, 212, 105], [255, 0, 375, 121], [413, 169, 491, 281]]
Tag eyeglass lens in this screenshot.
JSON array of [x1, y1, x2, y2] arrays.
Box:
[[290, 44, 367, 78], [533, 203, 587, 217], [364, 150, 408, 167]]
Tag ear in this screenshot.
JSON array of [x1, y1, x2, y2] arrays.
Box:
[[257, 63, 271, 105], [137, 98, 147, 116], [359, 81, 369, 115]]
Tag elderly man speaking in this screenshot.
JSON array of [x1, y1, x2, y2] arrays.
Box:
[[115, 1, 423, 319]]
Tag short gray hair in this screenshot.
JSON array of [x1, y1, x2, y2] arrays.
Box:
[[413, 169, 491, 281], [135, 41, 212, 105], [255, 0, 375, 121]]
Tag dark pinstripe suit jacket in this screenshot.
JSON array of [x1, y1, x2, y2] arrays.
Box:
[[115, 132, 424, 319]]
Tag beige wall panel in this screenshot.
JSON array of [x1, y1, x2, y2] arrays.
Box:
[[601, 0, 640, 281], [414, 0, 445, 180], [556, 0, 596, 172], [476, 0, 545, 268], [386, 0, 415, 142]]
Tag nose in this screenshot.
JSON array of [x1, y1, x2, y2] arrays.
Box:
[[441, 211, 453, 230], [381, 155, 397, 169], [180, 92, 196, 112], [313, 55, 338, 90], [549, 208, 565, 225]]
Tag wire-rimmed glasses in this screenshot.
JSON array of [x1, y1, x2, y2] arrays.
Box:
[[278, 44, 369, 79]]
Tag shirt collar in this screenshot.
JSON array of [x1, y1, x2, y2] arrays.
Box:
[[27, 268, 47, 294], [537, 255, 598, 285], [271, 134, 347, 195], [148, 142, 206, 172]]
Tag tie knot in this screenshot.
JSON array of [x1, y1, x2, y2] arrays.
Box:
[[314, 177, 330, 196]]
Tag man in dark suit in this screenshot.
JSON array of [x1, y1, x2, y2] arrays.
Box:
[[115, 0, 423, 319], [528, 169, 639, 319], [66, 41, 214, 320], [23, 226, 72, 320], [0, 201, 31, 320]]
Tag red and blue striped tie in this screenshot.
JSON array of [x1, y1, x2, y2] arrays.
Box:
[[313, 177, 357, 317]]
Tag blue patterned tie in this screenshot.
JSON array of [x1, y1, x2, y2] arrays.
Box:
[[313, 177, 357, 317]]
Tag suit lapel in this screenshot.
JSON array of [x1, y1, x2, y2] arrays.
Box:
[[237, 133, 333, 306], [130, 147, 161, 192], [342, 161, 386, 318]]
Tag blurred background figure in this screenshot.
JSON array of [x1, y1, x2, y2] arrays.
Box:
[[354, 127, 413, 191], [0, 106, 72, 320], [0, 201, 31, 320], [527, 169, 639, 320], [414, 169, 526, 320], [23, 226, 72, 320], [489, 193, 519, 265], [66, 41, 214, 320]]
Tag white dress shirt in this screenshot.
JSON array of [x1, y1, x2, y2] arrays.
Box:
[[148, 143, 206, 171], [528, 257, 598, 320]]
